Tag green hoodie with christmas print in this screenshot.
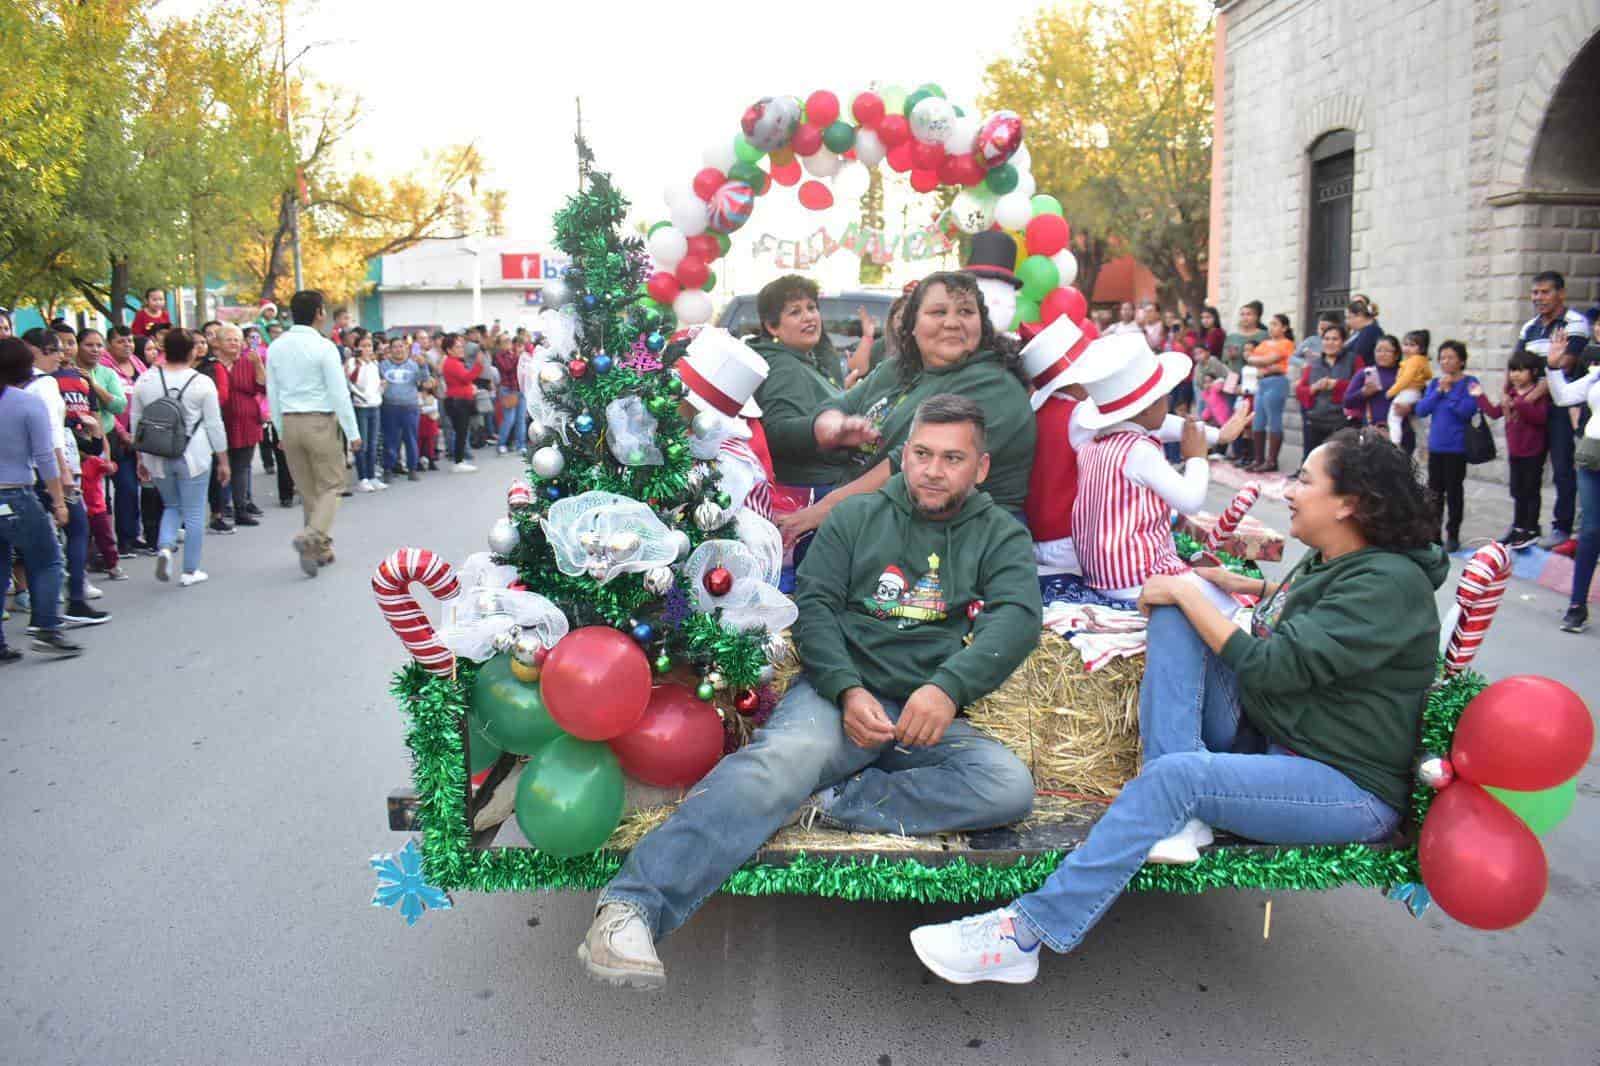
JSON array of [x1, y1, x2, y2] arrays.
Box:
[[746, 335, 855, 487], [793, 472, 1042, 710]]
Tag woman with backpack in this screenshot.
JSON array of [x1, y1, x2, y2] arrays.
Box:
[[128, 329, 229, 587]]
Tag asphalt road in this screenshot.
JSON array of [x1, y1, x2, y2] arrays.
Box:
[[2, 453, 1596, 1066]]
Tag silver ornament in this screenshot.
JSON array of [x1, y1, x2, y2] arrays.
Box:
[[531, 446, 565, 479], [510, 632, 544, 667], [690, 410, 721, 438], [694, 500, 726, 531], [488, 516, 521, 555], [538, 363, 567, 392], [527, 419, 548, 443], [707, 670, 724, 691], [758, 664, 776, 684], [1417, 754, 1454, 790], [685, 463, 711, 492], [490, 627, 519, 654], [643, 566, 675, 595], [542, 278, 570, 307], [763, 632, 790, 664]]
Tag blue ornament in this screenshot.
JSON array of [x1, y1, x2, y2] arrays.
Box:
[[575, 413, 596, 435], [582, 294, 597, 308], [370, 839, 452, 926], [645, 331, 666, 354], [630, 622, 655, 644], [593, 354, 613, 375], [545, 484, 562, 501]]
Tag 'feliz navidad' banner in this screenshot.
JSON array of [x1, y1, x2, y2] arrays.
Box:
[[749, 223, 957, 269]]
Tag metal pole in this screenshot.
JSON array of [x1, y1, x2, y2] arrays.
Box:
[[575, 96, 585, 193], [281, 0, 303, 291]]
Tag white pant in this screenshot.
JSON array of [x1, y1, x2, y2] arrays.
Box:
[[1389, 387, 1420, 440]]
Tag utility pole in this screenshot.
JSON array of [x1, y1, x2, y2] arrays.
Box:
[[280, 0, 303, 291], [575, 96, 588, 194]]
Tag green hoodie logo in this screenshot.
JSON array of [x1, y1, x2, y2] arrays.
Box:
[[864, 553, 948, 625]]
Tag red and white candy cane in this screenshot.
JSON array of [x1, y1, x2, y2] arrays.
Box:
[[373, 548, 462, 676], [1443, 542, 1511, 676], [1206, 482, 1261, 553]]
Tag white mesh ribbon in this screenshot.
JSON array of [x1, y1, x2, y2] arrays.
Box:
[[605, 396, 664, 466], [541, 490, 679, 584], [439, 578, 570, 662], [684, 539, 798, 634], [732, 509, 783, 586], [534, 307, 581, 361]]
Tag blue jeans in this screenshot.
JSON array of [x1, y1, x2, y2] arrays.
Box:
[[1548, 408, 1578, 534], [381, 405, 419, 473], [600, 677, 1035, 938], [63, 493, 88, 602], [496, 390, 526, 451], [1011, 606, 1400, 954], [778, 482, 834, 593], [354, 407, 381, 481], [1571, 466, 1600, 608], [113, 452, 142, 547], [156, 467, 211, 573], [1253, 373, 1289, 433], [0, 486, 65, 638]]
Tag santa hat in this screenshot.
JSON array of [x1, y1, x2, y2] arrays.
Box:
[[676, 327, 766, 419], [963, 231, 1022, 289], [1068, 333, 1193, 431], [1019, 316, 1091, 411], [877, 565, 907, 589]]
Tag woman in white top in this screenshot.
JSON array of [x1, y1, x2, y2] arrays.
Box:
[[344, 328, 385, 491], [129, 329, 229, 586], [1547, 331, 1600, 632]]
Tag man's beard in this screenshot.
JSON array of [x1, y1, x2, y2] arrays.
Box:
[[912, 484, 969, 519]]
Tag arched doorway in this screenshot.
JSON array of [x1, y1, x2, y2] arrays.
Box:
[[1305, 129, 1356, 332]]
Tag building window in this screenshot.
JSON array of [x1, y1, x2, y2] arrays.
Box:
[[1306, 130, 1355, 329]]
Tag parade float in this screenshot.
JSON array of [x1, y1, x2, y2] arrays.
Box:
[[369, 86, 1590, 933]]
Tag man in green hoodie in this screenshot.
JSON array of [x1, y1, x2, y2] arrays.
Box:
[[581, 395, 1042, 990]]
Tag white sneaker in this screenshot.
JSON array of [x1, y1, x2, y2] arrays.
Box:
[[358, 479, 375, 493], [910, 908, 1041, 985], [179, 570, 209, 587], [453, 462, 478, 473], [372, 478, 389, 490], [1146, 818, 1214, 865], [177, 527, 186, 543], [155, 548, 172, 583], [579, 904, 665, 990], [497, 445, 508, 456], [85, 583, 104, 600]]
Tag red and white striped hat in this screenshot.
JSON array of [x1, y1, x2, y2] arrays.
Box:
[[1070, 333, 1193, 430], [677, 327, 766, 419], [1019, 316, 1091, 411]]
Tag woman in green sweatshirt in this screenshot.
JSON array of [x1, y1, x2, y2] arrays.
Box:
[[910, 428, 1450, 985], [776, 271, 1035, 547]]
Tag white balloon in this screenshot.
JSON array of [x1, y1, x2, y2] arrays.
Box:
[[943, 114, 980, 156], [670, 198, 709, 237], [950, 187, 996, 234], [854, 128, 886, 168], [1014, 169, 1037, 199], [1011, 143, 1032, 173], [833, 161, 871, 201], [703, 139, 738, 173], [1052, 249, 1079, 287], [647, 226, 688, 270], [909, 97, 957, 145], [995, 191, 1033, 231], [664, 181, 695, 210], [673, 290, 714, 326], [801, 148, 841, 178]]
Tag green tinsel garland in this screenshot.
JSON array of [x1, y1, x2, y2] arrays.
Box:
[[393, 662, 1484, 901]]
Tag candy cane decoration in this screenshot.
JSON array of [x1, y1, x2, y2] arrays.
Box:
[[507, 480, 534, 511], [373, 548, 462, 676], [1206, 482, 1261, 553], [1443, 542, 1511, 676]]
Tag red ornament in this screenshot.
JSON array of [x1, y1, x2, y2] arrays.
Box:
[[852, 91, 886, 129], [608, 684, 725, 788], [1451, 676, 1594, 791], [804, 89, 840, 128], [966, 600, 985, 621], [1419, 781, 1548, 930], [877, 114, 911, 148], [734, 689, 760, 716], [703, 566, 734, 596], [692, 167, 725, 201], [790, 123, 823, 157], [566, 358, 588, 379], [646, 271, 681, 305], [539, 626, 652, 741]]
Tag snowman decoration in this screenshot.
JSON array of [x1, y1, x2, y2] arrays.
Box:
[[963, 231, 1024, 336]]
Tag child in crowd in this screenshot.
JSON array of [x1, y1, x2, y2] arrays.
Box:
[[79, 451, 125, 581], [1386, 329, 1433, 442], [1471, 350, 1550, 549], [417, 380, 441, 471]]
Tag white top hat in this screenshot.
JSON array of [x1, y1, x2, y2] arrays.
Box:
[[677, 328, 766, 419], [1067, 333, 1193, 431], [1019, 316, 1091, 411]]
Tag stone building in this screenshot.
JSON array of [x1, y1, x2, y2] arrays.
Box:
[[1207, 0, 1600, 480]]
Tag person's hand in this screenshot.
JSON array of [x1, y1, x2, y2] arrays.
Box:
[[1551, 327, 1568, 364], [1362, 375, 1380, 396], [857, 307, 876, 338], [1217, 402, 1253, 446], [1436, 375, 1455, 392], [215, 458, 231, 487], [814, 410, 879, 450], [1468, 382, 1484, 398], [840, 687, 895, 749], [775, 504, 823, 548], [1136, 573, 1187, 615], [1179, 416, 1209, 460], [52, 501, 68, 527], [1194, 565, 1257, 597], [843, 367, 865, 388], [350, 438, 363, 453], [136, 461, 151, 484], [896, 684, 957, 747]]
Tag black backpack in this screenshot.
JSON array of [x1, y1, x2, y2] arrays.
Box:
[[133, 368, 199, 459]]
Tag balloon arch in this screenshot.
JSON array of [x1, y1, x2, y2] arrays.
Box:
[[640, 85, 1089, 332]]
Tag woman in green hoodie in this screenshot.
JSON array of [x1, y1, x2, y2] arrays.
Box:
[[776, 271, 1035, 546], [910, 428, 1450, 985]]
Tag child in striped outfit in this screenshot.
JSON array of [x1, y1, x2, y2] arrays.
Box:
[[672, 328, 790, 524]]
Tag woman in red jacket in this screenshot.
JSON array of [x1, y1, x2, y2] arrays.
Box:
[[439, 333, 482, 472]]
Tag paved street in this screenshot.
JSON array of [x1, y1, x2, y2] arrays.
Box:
[[2, 455, 1595, 1066]]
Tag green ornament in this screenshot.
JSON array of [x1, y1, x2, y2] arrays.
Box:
[[696, 681, 715, 702], [903, 88, 931, 118], [1486, 780, 1578, 835], [728, 161, 764, 186], [984, 163, 1019, 195], [654, 654, 672, 674], [647, 394, 674, 418], [639, 305, 662, 329], [715, 491, 732, 508], [626, 448, 645, 465], [733, 133, 765, 164], [467, 711, 503, 774], [822, 120, 856, 154], [1016, 254, 1061, 301], [470, 653, 563, 756], [512, 733, 625, 858]]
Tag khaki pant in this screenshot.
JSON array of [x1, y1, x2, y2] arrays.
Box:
[[280, 412, 347, 553]]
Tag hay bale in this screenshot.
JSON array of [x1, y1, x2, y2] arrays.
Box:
[[966, 631, 1142, 797]]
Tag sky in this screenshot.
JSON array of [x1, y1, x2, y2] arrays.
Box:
[[159, 0, 1053, 292]]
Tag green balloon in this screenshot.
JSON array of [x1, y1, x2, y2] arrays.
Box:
[[470, 653, 564, 756], [822, 120, 856, 154], [733, 133, 764, 164], [701, 268, 716, 292], [1016, 296, 1042, 326], [985, 163, 1019, 195], [903, 88, 931, 117], [514, 734, 625, 857], [647, 219, 671, 236], [712, 231, 731, 255], [917, 82, 946, 99], [1017, 254, 1061, 301], [1031, 193, 1065, 218], [1486, 779, 1578, 835], [467, 712, 503, 774], [881, 84, 908, 116], [728, 161, 763, 186]]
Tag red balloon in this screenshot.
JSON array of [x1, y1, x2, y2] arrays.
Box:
[[937, 153, 964, 186], [877, 114, 911, 148], [952, 153, 985, 187], [885, 142, 915, 173], [539, 627, 651, 741], [1451, 676, 1593, 791], [805, 90, 840, 128], [645, 271, 680, 305], [1080, 317, 1100, 339], [675, 255, 709, 289], [912, 139, 945, 171], [608, 684, 725, 788], [685, 233, 720, 262], [1039, 287, 1077, 326], [1419, 781, 1548, 929], [909, 169, 940, 194], [790, 124, 823, 157], [770, 159, 802, 187], [692, 167, 725, 202], [1025, 214, 1071, 257], [852, 91, 886, 129], [798, 180, 833, 211]]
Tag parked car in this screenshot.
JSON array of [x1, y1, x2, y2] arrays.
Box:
[[716, 290, 896, 352]]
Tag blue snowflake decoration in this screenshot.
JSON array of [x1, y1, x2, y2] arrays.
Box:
[[370, 839, 453, 926], [1386, 881, 1432, 918], [662, 586, 692, 626]]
